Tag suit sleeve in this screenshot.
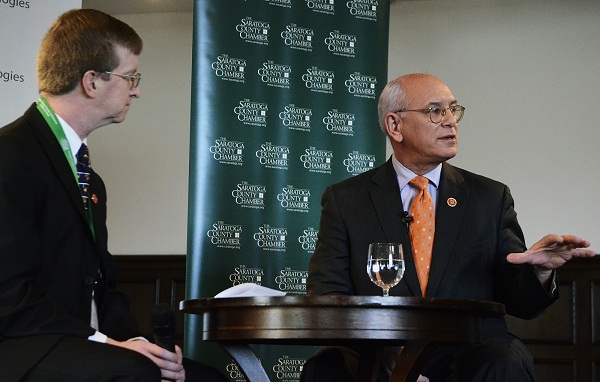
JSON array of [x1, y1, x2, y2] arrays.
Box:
[[493, 184, 557, 319], [89, 172, 145, 341], [307, 186, 355, 295], [98, 252, 145, 341]]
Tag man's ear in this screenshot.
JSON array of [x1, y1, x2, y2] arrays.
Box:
[[384, 112, 403, 143], [81, 71, 98, 97]]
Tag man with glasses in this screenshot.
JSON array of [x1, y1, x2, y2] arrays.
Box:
[[0, 9, 225, 382], [301, 73, 594, 381]]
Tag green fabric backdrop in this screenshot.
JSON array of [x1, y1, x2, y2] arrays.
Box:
[[186, 1, 390, 380]]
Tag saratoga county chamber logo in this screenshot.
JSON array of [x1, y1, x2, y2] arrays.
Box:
[[300, 147, 332, 174], [272, 355, 307, 380], [323, 109, 355, 136], [277, 186, 310, 213], [325, 30, 356, 58], [206, 221, 242, 249], [275, 268, 308, 294], [232, 181, 266, 209], [302, 66, 334, 94], [298, 227, 318, 253], [305, 0, 335, 15], [279, 104, 312, 132], [256, 142, 290, 170], [253, 224, 287, 252], [345, 72, 377, 99], [258, 60, 291, 89], [230, 265, 265, 285], [211, 54, 246, 83], [236, 17, 270, 46], [344, 151, 376, 175], [281, 23, 314, 52], [234, 99, 268, 127], [209, 137, 244, 166], [346, 0, 379, 21], [225, 362, 247, 382], [225, 352, 306, 382]]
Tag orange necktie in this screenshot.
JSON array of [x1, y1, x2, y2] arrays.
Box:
[[408, 176, 435, 296]]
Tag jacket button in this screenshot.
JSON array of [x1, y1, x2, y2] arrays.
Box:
[[83, 276, 95, 286]]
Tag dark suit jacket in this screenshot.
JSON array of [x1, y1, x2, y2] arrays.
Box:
[[308, 158, 557, 335], [0, 104, 142, 380]]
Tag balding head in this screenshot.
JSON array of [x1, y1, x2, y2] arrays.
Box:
[[378, 74, 449, 133]]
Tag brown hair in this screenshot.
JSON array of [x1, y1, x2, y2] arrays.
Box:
[[37, 9, 143, 95]]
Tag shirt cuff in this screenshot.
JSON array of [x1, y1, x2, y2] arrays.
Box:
[[550, 270, 558, 296], [88, 332, 149, 343], [88, 331, 108, 343]]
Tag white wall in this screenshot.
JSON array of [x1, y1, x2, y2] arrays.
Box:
[[388, 0, 599, 250], [89, 12, 193, 254], [0, 0, 82, 126], [91, 1, 599, 254]]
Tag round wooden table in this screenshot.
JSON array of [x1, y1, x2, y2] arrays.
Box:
[[180, 295, 505, 382]]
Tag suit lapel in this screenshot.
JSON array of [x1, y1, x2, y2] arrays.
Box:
[[29, 106, 90, 226], [426, 163, 469, 296], [368, 159, 421, 296]]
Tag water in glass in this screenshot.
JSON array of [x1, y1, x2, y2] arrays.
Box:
[[367, 243, 405, 296]]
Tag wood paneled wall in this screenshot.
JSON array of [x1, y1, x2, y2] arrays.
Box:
[[115, 255, 187, 346], [505, 257, 600, 381], [115, 255, 600, 381]]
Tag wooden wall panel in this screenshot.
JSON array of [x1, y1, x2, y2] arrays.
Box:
[[115, 255, 187, 346], [506, 282, 574, 344], [594, 283, 600, 345], [114, 255, 600, 381]]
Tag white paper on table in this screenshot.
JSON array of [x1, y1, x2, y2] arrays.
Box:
[[214, 283, 286, 298]]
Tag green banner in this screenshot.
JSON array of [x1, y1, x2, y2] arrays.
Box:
[[186, 0, 389, 380]]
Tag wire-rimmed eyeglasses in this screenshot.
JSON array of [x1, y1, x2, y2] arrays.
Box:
[[103, 71, 142, 88], [395, 104, 465, 124]]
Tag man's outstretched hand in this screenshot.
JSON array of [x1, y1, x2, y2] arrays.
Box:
[[507, 234, 596, 284]]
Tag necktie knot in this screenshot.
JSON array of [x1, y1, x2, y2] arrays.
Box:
[[77, 144, 90, 169], [409, 175, 429, 191]]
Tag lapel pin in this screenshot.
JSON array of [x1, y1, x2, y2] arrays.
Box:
[[91, 194, 98, 204], [447, 197, 457, 207]]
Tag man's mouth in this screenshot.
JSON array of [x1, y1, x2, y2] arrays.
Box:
[[439, 134, 456, 141]]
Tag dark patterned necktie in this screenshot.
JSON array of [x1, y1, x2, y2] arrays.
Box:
[[76, 144, 91, 210]]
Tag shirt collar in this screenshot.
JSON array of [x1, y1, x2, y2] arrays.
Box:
[[56, 114, 87, 159], [391, 155, 442, 190]]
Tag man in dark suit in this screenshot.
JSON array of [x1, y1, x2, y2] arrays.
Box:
[[0, 9, 225, 382], [302, 73, 595, 381]]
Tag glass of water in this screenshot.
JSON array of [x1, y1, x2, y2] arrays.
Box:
[[367, 243, 405, 297]]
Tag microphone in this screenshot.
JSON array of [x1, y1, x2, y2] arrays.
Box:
[[401, 211, 413, 223], [151, 303, 176, 352]]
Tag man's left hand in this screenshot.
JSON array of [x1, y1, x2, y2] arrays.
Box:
[[507, 234, 595, 269], [507, 234, 595, 284]]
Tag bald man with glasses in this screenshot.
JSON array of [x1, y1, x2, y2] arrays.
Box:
[[301, 73, 595, 382]]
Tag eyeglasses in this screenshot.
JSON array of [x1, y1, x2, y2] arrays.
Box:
[[395, 104, 465, 124], [103, 71, 142, 88]]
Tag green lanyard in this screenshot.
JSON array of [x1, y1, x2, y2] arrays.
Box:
[[37, 96, 95, 239]]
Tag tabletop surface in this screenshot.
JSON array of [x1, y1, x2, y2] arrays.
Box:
[[181, 296, 506, 382], [181, 295, 505, 315], [180, 295, 505, 345]]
